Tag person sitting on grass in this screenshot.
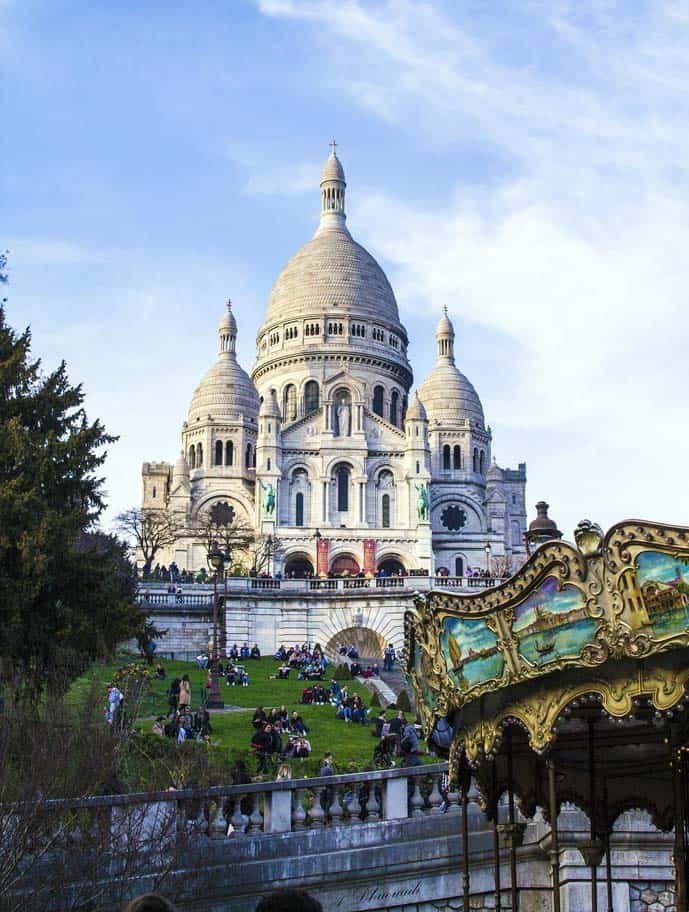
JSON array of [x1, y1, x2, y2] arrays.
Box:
[[229, 643, 239, 659], [312, 683, 327, 704], [351, 693, 368, 724], [193, 707, 212, 738], [240, 667, 249, 686], [274, 645, 288, 661], [289, 710, 308, 735], [277, 663, 290, 679], [252, 705, 267, 729], [277, 705, 289, 724], [350, 660, 362, 677], [284, 735, 311, 759], [152, 716, 166, 736], [250, 643, 261, 659], [155, 663, 166, 680], [240, 643, 250, 659]]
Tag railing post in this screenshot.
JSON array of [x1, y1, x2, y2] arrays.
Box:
[[383, 775, 409, 820], [264, 787, 293, 834]]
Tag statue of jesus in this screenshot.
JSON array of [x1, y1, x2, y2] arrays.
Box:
[[336, 398, 351, 437]]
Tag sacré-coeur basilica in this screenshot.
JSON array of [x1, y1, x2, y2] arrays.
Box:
[[141, 147, 528, 578]]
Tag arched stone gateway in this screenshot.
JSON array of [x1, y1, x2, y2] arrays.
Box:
[[325, 626, 384, 661], [284, 553, 314, 578], [377, 556, 405, 575], [330, 553, 360, 576]]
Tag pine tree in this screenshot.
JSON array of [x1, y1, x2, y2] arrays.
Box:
[[0, 297, 141, 700]]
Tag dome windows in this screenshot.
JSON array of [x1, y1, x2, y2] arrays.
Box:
[[304, 323, 321, 337], [285, 325, 299, 341], [270, 331, 280, 345], [372, 327, 385, 342], [327, 321, 344, 336], [351, 322, 366, 338]]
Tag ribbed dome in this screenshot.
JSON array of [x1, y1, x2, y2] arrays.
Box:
[[406, 391, 427, 421], [417, 362, 485, 426], [188, 354, 259, 424], [263, 225, 401, 327]]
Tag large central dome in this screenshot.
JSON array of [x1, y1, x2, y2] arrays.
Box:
[[261, 149, 402, 330], [264, 229, 401, 326]]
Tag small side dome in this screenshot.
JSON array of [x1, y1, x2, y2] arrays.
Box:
[[259, 390, 282, 420], [173, 449, 189, 481], [219, 301, 237, 335], [406, 391, 427, 421], [487, 457, 504, 483]]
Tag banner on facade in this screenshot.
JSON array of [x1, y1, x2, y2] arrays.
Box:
[[317, 537, 330, 577], [363, 538, 376, 576]]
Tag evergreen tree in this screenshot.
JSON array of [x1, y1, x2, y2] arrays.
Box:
[[0, 296, 141, 700]]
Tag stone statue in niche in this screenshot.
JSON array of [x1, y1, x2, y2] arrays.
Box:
[[336, 398, 351, 437]]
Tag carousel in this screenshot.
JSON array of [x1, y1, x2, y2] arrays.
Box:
[[406, 519, 689, 911]]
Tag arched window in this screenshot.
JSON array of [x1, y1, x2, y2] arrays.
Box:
[[416, 460, 420, 474], [196, 443, 203, 467], [267, 458, 272, 471], [245, 443, 252, 469], [373, 385, 384, 417], [453, 445, 461, 470], [225, 440, 233, 466], [336, 466, 349, 512], [189, 445, 196, 469], [479, 450, 485, 474], [283, 384, 297, 421], [215, 440, 223, 466], [390, 390, 399, 426], [304, 380, 319, 414], [473, 448, 478, 472], [382, 493, 391, 528], [152, 486, 157, 499], [295, 492, 304, 527], [455, 557, 464, 577], [443, 445, 451, 470]]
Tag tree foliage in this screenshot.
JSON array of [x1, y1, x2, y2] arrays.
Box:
[[0, 300, 141, 700]]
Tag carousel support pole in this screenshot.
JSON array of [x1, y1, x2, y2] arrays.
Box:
[[602, 778, 613, 912], [672, 746, 688, 912], [588, 719, 598, 912], [507, 729, 519, 912], [547, 755, 561, 912], [462, 771, 470, 912], [493, 759, 501, 912]]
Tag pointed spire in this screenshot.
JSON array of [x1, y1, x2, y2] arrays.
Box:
[[436, 306, 455, 362], [318, 142, 347, 233], [219, 298, 238, 355]]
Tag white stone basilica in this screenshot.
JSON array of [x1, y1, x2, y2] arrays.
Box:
[[141, 148, 527, 578]]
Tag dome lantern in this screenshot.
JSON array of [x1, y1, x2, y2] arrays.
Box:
[[318, 140, 347, 234], [437, 306, 455, 362], [219, 298, 238, 354]]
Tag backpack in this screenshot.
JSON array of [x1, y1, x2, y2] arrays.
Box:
[[429, 717, 454, 753]]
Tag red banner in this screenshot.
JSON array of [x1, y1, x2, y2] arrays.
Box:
[[317, 537, 330, 577], [363, 538, 376, 576]]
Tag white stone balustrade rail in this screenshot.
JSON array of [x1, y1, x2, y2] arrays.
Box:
[[136, 575, 502, 606], [13, 763, 453, 842]]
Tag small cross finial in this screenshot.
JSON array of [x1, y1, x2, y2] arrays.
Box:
[[227, 297, 232, 311], [329, 138, 337, 155]]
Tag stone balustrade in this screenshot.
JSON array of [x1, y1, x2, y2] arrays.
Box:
[[30, 762, 453, 841], [137, 575, 501, 606]]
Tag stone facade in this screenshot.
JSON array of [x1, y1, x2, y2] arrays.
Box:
[[142, 149, 528, 579]]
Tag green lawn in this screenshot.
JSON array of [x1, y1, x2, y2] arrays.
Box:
[[69, 656, 418, 779]]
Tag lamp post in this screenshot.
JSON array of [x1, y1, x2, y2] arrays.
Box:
[[207, 542, 225, 710], [485, 542, 492, 579]]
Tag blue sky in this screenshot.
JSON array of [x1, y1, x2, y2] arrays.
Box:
[[3, 0, 689, 538]]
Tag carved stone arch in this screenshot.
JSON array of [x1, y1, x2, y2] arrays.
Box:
[[322, 369, 366, 403], [322, 453, 364, 478]]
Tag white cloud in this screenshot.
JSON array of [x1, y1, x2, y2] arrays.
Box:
[[255, 0, 689, 533]]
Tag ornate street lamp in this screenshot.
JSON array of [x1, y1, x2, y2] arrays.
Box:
[[484, 542, 492, 579], [207, 541, 225, 710]]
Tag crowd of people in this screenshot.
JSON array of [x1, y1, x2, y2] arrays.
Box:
[[250, 705, 313, 772], [274, 642, 328, 679]]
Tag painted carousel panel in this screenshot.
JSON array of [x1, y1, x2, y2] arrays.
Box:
[[512, 576, 597, 668], [441, 616, 503, 693]]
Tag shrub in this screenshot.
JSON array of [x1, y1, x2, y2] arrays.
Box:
[[396, 689, 412, 713], [334, 663, 350, 681], [369, 690, 381, 708]]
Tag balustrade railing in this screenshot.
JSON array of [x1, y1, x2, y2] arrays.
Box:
[[137, 575, 504, 604], [24, 763, 453, 842]]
